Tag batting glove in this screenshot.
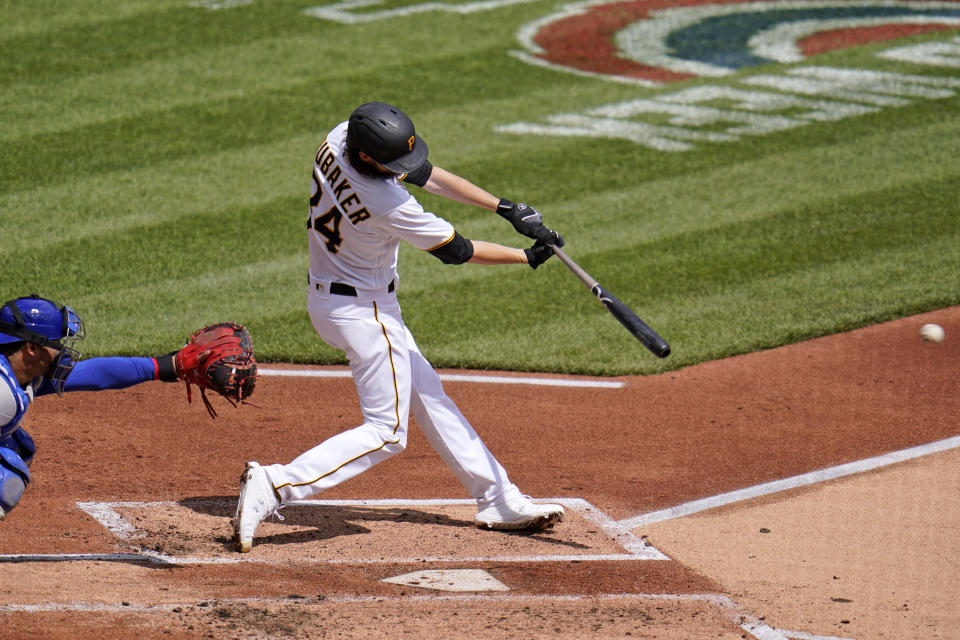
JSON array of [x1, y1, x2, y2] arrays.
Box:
[[497, 199, 564, 247], [524, 240, 556, 269]]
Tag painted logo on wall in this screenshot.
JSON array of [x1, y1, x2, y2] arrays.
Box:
[[514, 0, 960, 84]]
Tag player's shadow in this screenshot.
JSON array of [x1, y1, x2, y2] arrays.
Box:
[[181, 496, 474, 551], [179, 496, 579, 551]]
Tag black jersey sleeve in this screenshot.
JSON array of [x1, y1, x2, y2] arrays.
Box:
[[400, 160, 434, 188]]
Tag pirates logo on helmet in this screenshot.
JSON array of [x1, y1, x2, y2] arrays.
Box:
[[346, 102, 429, 173]]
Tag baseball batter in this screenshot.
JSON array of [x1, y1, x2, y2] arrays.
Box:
[[234, 102, 565, 552]]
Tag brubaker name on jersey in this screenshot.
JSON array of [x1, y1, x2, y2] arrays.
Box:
[[312, 140, 371, 225]]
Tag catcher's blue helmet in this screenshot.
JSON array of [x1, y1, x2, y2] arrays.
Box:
[[0, 295, 85, 395]]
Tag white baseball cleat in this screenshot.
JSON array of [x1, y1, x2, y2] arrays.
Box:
[[474, 488, 564, 531], [233, 461, 281, 553]]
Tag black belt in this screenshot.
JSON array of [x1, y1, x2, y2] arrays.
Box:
[[324, 281, 395, 296], [308, 273, 395, 296]]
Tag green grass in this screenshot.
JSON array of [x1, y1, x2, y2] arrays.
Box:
[[2, 2, 958, 374]]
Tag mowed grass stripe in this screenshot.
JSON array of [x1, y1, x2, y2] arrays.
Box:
[[657, 230, 960, 361], [598, 175, 960, 297], [0, 0, 187, 39], [0, 90, 338, 194], [0, 4, 316, 84], [0, 35, 344, 142], [4, 194, 304, 294], [65, 255, 314, 356]]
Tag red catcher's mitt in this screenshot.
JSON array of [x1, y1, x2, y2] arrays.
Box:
[[175, 322, 257, 418]]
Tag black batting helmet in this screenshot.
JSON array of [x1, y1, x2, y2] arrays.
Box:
[[346, 102, 429, 173]]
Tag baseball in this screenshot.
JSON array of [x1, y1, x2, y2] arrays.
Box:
[[920, 323, 945, 343]]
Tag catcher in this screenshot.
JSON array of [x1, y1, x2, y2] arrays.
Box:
[[0, 294, 257, 520]]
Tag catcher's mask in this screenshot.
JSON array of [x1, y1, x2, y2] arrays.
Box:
[[346, 102, 429, 174], [0, 295, 85, 396]]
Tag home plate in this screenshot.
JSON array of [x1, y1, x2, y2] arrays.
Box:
[[382, 569, 511, 592]]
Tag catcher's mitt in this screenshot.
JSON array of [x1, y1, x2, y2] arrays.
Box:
[[175, 322, 258, 418]]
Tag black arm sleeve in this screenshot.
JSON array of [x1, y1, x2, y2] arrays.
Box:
[[400, 160, 434, 187], [428, 232, 474, 265]]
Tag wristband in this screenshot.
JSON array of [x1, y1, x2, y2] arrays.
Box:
[[155, 352, 179, 382], [524, 247, 543, 269]]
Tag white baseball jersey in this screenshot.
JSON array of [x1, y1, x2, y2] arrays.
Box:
[[308, 122, 454, 290]]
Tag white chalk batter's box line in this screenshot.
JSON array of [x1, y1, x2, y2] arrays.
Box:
[[258, 367, 625, 388], [70, 497, 669, 566]]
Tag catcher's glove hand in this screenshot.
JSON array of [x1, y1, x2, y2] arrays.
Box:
[[175, 322, 258, 418]]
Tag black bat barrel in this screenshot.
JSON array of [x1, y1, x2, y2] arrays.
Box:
[[593, 285, 671, 358]]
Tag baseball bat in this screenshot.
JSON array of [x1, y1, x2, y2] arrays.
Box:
[[551, 246, 671, 359]]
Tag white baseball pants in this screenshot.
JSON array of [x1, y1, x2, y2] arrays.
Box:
[[264, 284, 515, 506]]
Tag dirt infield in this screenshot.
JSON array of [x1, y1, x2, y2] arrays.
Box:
[[1, 307, 957, 639]]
